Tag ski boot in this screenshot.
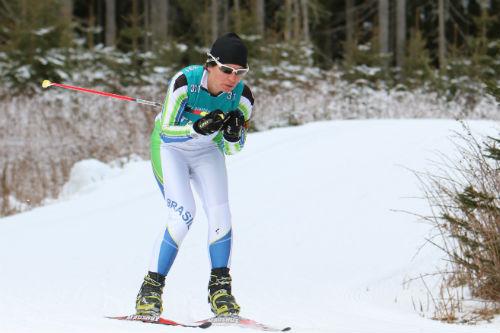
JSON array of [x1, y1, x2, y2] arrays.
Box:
[[135, 271, 165, 317], [208, 267, 241, 316]]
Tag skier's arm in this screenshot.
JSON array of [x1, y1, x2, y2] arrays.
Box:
[[158, 72, 196, 142], [220, 84, 254, 155]]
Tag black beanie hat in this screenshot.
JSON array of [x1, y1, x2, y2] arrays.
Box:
[[209, 32, 248, 67]]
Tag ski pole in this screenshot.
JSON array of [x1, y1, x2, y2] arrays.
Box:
[[41, 80, 163, 108]]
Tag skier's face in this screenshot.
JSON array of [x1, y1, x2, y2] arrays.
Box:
[[207, 63, 245, 94]]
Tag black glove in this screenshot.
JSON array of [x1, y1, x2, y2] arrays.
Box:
[[222, 110, 245, 142], [193, 110, 225, 135]]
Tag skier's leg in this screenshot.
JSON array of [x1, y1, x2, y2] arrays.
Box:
[[149, 145, 196, 275], [191, 148, 240, 315], [136, 145, 195, 316], [191, 148, 232, 268]]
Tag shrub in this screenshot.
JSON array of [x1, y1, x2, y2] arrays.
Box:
[[418, 125, 500, 322]]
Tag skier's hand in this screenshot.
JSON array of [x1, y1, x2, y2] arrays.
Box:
[[222, 110, 245, 142], [193, 110, 225, 135]]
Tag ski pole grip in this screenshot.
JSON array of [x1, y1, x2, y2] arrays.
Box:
[[42, 80, 52, 89]]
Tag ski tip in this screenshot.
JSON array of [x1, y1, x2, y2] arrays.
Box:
[[42, 80, 52, 89], [199, 321, 212, 329], [105, 315, 125, 320]]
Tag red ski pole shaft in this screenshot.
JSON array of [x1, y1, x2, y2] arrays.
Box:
[[41, 80, 163, 108]]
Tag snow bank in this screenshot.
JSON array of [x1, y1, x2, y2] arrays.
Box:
[[60, 159, 119, 198]]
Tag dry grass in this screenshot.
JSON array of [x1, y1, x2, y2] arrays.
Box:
[[1, 81, 499, 217], [414, 123, 500, 323], [0, 90, 157, 216]]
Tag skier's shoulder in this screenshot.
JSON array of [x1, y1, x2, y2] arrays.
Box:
[[168, 65, 203, 90], [168, 70, 188, 91], [181, 65, 204, 82], [240, 83, 254, 105]]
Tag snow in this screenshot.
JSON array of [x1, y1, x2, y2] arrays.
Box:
[[33, 27, 55, 36], [15, 65, 31, 79], [1, 119, 499, 333], [59, 159, 120, 198]]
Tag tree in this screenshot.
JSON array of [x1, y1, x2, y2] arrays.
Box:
[[345, 0, 356, 63], [284, 0, 292, 41], [60, 0, 74, 47], [144, 0, 151, 50], [233, 0, 241, 33], [222, 0, 229, 33], [438, 0, 446, 71], [60, 1, 73, 26], [211, 0, 218, 41], [151, 0, 168, 45], [293, 0, 300, 40], [255, 0, 265, 37], [0, 0, 74, 91], [395, 0, 406, 68], [130, 0, 139, 51], [254, 0, 266, 37], [405, 27, 432, 82], [104, 0, 116, 47], [378, 0, 389, 57], [87, 0, 96, 48], [300, 0, 310, 43]]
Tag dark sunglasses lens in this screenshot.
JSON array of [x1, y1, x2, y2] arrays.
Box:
[[219, 66, 234, 75]]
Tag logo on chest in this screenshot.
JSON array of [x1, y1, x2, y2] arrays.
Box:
[[190, 84, 200, 93]]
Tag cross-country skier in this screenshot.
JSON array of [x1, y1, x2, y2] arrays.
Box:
[[135, 32, 254, 318]]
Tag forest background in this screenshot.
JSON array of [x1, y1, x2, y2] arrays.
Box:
[[0, 0, 499, 216]]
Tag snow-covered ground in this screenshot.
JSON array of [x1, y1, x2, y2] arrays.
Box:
[[0, 119, 499, 333]]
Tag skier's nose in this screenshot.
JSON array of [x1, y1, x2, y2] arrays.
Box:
[[228, 73, 239, 84]]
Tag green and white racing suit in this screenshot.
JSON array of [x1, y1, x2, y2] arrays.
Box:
[[149, 65, 254, 275]]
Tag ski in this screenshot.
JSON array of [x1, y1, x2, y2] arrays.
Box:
[[197, 315, 291, 332], [107, 314, 212, 329]]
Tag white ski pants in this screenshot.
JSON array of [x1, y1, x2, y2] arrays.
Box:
[[149, 143, 233, 275]]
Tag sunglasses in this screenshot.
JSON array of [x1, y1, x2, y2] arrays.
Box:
[[207, 53, 249, 77]]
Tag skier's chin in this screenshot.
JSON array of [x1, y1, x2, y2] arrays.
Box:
[[221, 84, 234, 92]]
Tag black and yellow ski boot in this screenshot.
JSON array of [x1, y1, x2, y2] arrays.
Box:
[[208, 267, 241, 316], [135, 271, 165, 317]]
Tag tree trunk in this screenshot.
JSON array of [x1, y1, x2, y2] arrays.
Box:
[[395, 0, 406, 68], [60, 0, 73, 21], [255, 0, 265, 37], [105, 0, 116, 47], [233, 0, 241, 33], [438, 0, 446, 71], [97, 0, 104, 45], [144, 0, 151, 50], [301, 0, 310, 43], [60, 0, 73, 47], [293, 0, 300, 41], [378, 0, 389, 55], [222, 0, 229, 34], [151, 0, 168, 45], [88, 0, 95, 49], [284, 0, 292, 41], [131, 0, 139, 51], [212, 0, 218, 41], [20, 0, 27, 19], [345, 0, 355, 63]]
